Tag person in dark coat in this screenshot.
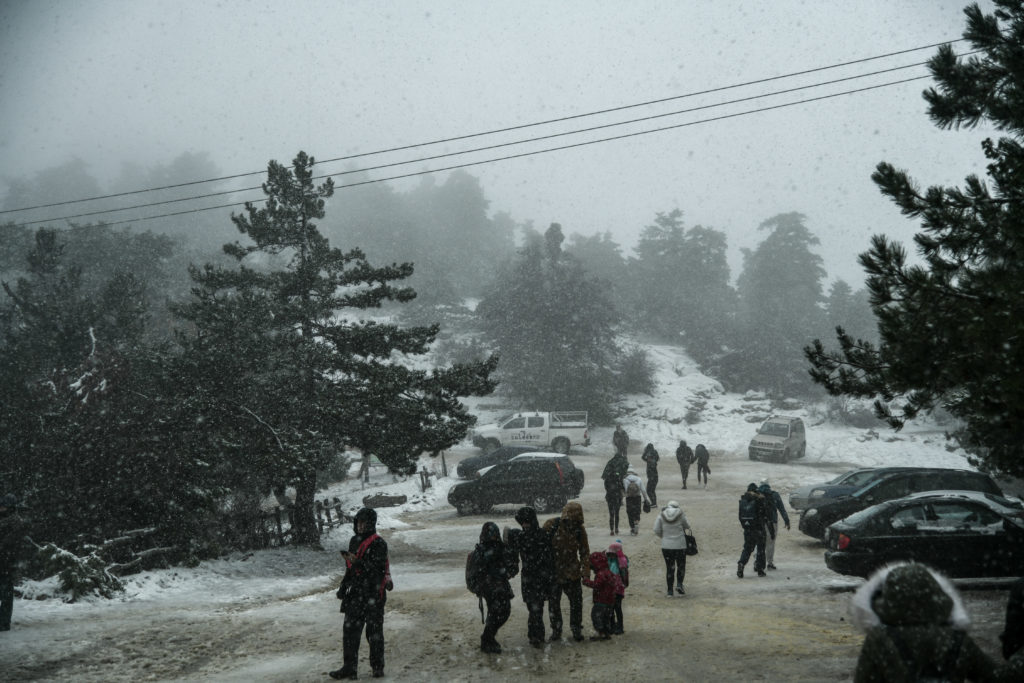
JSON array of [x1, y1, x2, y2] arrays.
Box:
[[0, 493, 28, 632], [601, 452, 629, 536], [850, 562, 996, 683], [581, 551, 616, 640], [736, 483, 767, 578], [758, 479, 790, 570], [694, 443, 711, 488], [332, 507, 391, 680], [641, 443, 660, 506], [675, 440, 694, 489], [612, 424, 630, 458], [507, 507, 557, 647], [999, 577, 1024, 680], [476, 521, 517, 654], [543, 502, 590, 642]]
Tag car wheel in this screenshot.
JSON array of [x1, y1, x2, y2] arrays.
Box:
[[798, 444, 806, 459], [484, 438, 500, 454], [455, 503, 469, 516], [552, 437, 570, 454], [781, 448, 790, 463], [532, 494, 554, 513]]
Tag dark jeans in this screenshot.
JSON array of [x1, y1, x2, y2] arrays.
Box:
[[0, 576, 13, 631], [679, 462, 691, 486], [525, 597, 549, 643], [590, 602, 614, 636], [739, 526, 766, 572], [482, 592, 511, 645], [549, 579, 584, 636], [342, 602, 385, 674], [610, 595, 624, 634], [605, 492, 622, 533], [697, 462, 709, 485], [646, 475, 658, 505], [625, 496, 642, 532], [662, 548, 687, 591]]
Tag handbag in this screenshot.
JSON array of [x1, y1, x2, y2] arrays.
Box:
[[685, 531, 698, 556], [643, 500, 651, 514]]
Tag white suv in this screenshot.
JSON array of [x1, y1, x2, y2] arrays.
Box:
[[748, 416, 806, 462]]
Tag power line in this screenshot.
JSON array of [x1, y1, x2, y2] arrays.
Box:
[[0, 36, 966, 216], [25, 74, 932, 230]]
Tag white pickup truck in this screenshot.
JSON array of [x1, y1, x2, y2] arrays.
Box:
[[471, 411, 590, 454]]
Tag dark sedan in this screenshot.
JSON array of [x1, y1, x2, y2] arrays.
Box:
[[798, 467, 1003, 541], [824, 490, 1024, 578], [456, 444, 540, 478]]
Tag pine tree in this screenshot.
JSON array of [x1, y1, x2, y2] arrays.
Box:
[[805, 1, 1024, 476], [174, 152, 496, 544]]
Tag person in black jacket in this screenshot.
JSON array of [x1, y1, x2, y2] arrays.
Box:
[[507, 507, 557, 647], [675, 440, 694, 489], [477, 521, 517, 654], [0, 493, 28, 632], [641, 443, 660, 506], [736, 483, 768, 578], [332, 507, 391, 680]]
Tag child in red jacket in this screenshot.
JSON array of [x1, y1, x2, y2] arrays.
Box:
[[582, 551, 617, 640]]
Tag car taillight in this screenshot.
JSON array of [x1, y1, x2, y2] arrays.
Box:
[[836, 533, 851, 551], [555, 462, 564, 485]]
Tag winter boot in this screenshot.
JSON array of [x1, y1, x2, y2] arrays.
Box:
[[329, 669, 358, 680], [481, 635, 502, 654], [736, 562, 744, 578]]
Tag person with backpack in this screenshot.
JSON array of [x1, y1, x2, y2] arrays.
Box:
[[641, 443, 660, 506], [736, 483, 768, 578], [606, 540, 629, 634], [694, 443, 711, 489], [622, 468, 650, 536], [653, 500, 692, 597], [506, 506, 557, 647], [850, 562, 996, 682], [470, 521, 518, 654], [581, 551, 617, 641], [543, 501, 591, 642], [612, 424, 630, 458], [675, 440, 695, 489], [758, 479, 790, 570], [331, 507, 392, 680], [601, 451, 629, 536]]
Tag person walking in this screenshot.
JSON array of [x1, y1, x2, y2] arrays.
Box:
[[581, 551, 617, 641], [675, 440, 695, 489], [606, 541, 629, 635], [612, 425, 630, 458], [0, 493, 27, 632], [758, 479, 790, 570], [601, 451, 629, 535], [475, 521, 517, 654], [507, 507, 557, 647], [694, 443, 711, 489], [544, 501, 591, 642], [332, 507, 392, 680], [653, 500, 692, 597], [999, 577, 1024, 680], [736, 483, 768, 578], [850, 562, 996, 682], [622, 468, 650, 536], [641, 443, 660, 506]]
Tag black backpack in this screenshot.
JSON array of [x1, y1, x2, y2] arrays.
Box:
[[465, 545, 486, 596], [739, 495, 758, 527]]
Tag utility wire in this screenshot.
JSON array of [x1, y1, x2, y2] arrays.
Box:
[[24, 74, 931, 230], [12, 58, 945, 226], [0, 36, 967, 216]]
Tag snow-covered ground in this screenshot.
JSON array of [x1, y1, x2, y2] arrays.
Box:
[[4, 343, 1017, 681]]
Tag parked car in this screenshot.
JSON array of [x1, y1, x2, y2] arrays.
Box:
[[788, 467, 920, 510], [748, 416, 806, 462], [824, 490, 1024, 578], [798, 467, 1003, 541], [447, 452, 585, 515], [456, 444, 540, 479], [470, 411, 590, 454]]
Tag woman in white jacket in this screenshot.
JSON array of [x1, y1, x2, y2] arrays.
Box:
[[653, 500, 692, 597]]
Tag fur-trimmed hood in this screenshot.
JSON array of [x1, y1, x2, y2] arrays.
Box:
[[660, 501, 683, 523], [849, 562, 969, 633]]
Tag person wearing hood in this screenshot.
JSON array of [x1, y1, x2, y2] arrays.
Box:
[[476, 521, 517, 654], [694, 443, 711, 489], [612, 424, 630, 458], [641, 443, 660, 506], [507, 507, 557, 647], [543, 501, 591, 641], [601, 451, 629, 535], [332, 507, 391, 680], [622, 468, 651, 536], [606, 540, 629, 635], [850, 562, 995, 682], [757, 479, 790, 571], [653, 500, 692, 597], [581, 551, 617, 640], [0, 493, 28, 632], [998, 578, 1024, 680], [736, 483, 767, 579]]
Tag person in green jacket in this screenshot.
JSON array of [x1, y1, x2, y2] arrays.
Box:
[[850, 562, 996, 683]]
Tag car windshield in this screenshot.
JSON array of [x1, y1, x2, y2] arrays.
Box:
[[841, 470, 878, 487], [759, 422, 790, 437]]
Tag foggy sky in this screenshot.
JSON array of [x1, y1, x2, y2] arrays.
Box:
[[0, 0, 997, 285]]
